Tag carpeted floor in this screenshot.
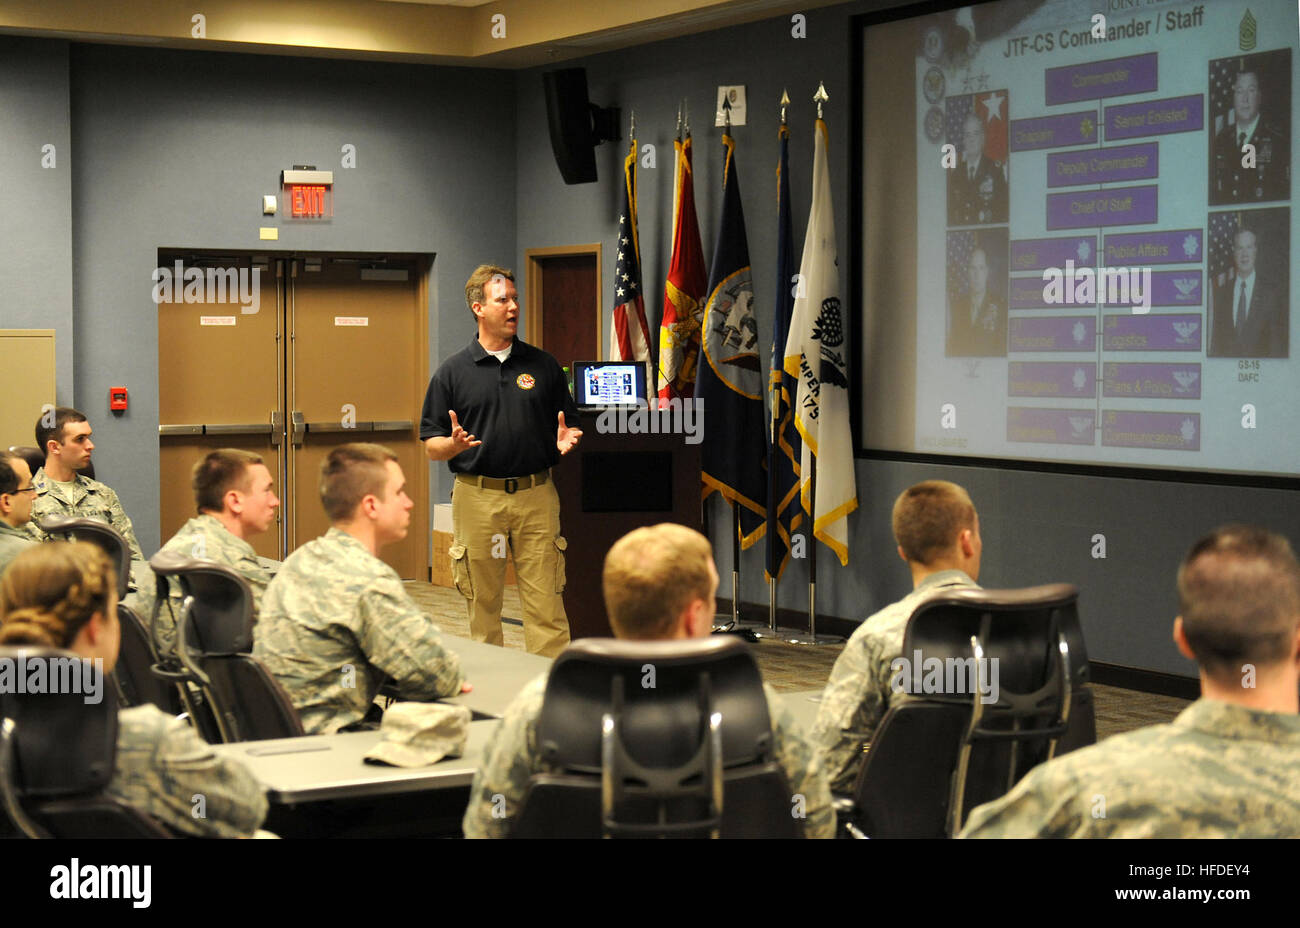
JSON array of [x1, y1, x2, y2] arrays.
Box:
[[405, 581, 1191, 741]]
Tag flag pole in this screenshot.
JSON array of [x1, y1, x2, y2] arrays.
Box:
[[767, 91, 790, 637], [784, 82, 840, 646]]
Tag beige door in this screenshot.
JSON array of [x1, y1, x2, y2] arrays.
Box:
[[287, 257, 429, 578], [0, 330, 55, 451], [158, 253, 429, 578], [157, 256, 284, 560]]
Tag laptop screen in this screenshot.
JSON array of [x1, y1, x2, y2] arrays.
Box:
[[572, 361, 647, 407]]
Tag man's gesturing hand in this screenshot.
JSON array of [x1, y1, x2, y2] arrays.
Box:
[[557, 412, 583, 455], [449, 410, 482, 453]]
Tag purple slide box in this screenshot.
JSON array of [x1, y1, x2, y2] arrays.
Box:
[[1009, 316, 1095, 352], [1104, 229, 1203, 265], [1100, 271, 1202, 309], [1102, 362, 1202, 399], [1102, 410, 1201, 451], [1010, 111, 1100, 152], [1047, 185, 1157, 230], [1102, 313, 1202, 351], [1007, 407, 1097, 445], [1010, 277, 1055, 309], [1046, 53, 1157, 105], [1046, 143, 1158, 187], [1011, 236, 1098, 271], [1105, 95, 1203, 140], [1008, 362, 1098, 398]]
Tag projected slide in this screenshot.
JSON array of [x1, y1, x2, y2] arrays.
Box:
[[860, 0, 1299, 477]]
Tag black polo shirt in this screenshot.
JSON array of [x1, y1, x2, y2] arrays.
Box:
[[420, 337, 580, 478]]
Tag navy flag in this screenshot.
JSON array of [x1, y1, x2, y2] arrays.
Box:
[[766, 122, 802, 581], [699, 133, 767, 548]]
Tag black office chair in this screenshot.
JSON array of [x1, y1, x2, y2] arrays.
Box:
[[844, 583, 1095, 838], [8, 445, 94, 481], [35, 515, 180, 714], [0, 646, 172, 838], [149, 550, 304, 743], [511, 637, 803, 838]]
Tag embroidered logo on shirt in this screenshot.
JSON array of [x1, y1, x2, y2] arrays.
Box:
[[516, 374, 536, 390]]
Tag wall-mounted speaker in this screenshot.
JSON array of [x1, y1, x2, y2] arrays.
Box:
[[543, 68, 621, 185]]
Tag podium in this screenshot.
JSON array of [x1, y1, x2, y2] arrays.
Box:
[[553, 420, 702, 639]]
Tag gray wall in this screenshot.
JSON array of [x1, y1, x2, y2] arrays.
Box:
[[0, 37, 74, 405], [513, 1, 1300, 678], [67, 44, 516, 550]]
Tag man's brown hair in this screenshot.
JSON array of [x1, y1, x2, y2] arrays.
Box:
[[319, 443, 398, 522], [193, 449, 263, 513], [464, 264, 515, 319], [35, 406, 88, 453], [1176, 525, 1300, 681], [0, 452, 20, 497], [891, 480, 977, 566], [602, 524, 714, 639]]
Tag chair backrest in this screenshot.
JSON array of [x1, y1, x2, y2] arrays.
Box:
[[852, 583, 1096, 837], [511, 637, 801, 838], [149, 551, 302, 742], [10, 446, 94, 482], [0, 646, 170, 837], [33, 518, 179, 713], [36, 515, 130, 598]]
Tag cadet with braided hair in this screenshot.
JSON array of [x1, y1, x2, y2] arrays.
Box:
[[0, 542, 268, 837]]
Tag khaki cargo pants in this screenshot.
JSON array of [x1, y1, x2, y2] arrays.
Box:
[[448, 473, 570, 657]]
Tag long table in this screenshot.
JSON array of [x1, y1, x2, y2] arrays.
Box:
[[437, 635, 553, 718]]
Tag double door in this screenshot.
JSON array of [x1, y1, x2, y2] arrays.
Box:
[[157, 252, 430, 578]]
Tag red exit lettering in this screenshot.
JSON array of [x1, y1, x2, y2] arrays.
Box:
[[290, 184, 327, 217]]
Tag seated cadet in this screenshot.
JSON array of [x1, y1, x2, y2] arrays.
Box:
[[0, 452, 37, 575], [254, 443, 468, 735], [961, 525, 1300, 838], [462, 523, 836, 838], [138, 449, 279, 656], [0, 542, 268, 837], [812, 480, 983, 794], [26, 407, 153, 610], [27, 407, 145, 557]]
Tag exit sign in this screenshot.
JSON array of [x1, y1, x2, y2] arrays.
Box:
[[281, 168, 334, 219]]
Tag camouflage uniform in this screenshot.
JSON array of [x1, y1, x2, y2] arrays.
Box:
[[26, 467, 154, 604], [0, 521, 35, 575], [253, 527, 464, 735], [812, 569, 977, 793], [27, 467, 146, 560], [109, 703, 267, 837], [135, 513, 275, 657], [959, 700, 1300, 838], [463, 673, 836, 838]]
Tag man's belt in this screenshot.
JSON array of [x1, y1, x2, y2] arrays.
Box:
[[456, 470, 550, 494]]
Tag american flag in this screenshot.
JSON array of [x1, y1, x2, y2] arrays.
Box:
[[947, 230, 976, 301], [610, 140, 652, 364], [1207, 210, 1242, 288]]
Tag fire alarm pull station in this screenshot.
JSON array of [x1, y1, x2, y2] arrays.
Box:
[[109, 387, 128, 411]]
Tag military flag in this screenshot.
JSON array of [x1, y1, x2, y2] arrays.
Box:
[[609, 139, 652, 366], [657, 130, 707, 402], [766, 120, 803, 580], [783, 116, 858, 565], [698, 132, 766, 547]]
